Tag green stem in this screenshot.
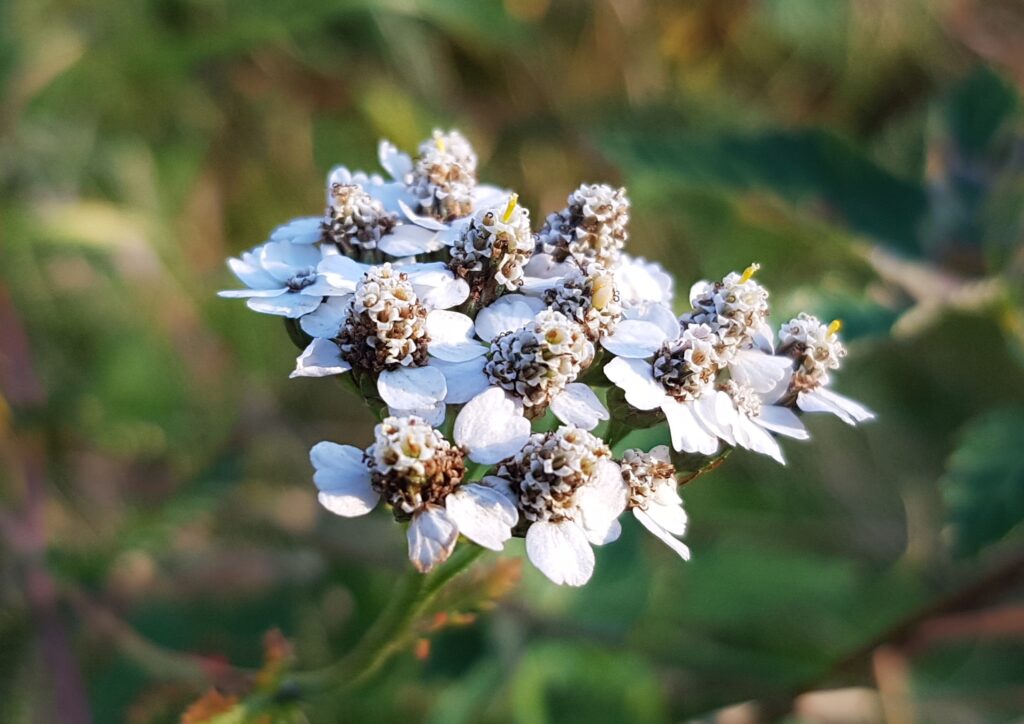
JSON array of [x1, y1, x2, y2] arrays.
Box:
[[288, 544, 486, 696]]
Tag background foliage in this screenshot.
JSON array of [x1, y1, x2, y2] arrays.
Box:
[[2, 0, 1023, 721]]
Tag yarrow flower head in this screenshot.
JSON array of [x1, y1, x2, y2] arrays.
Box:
[[221, 128, 876, 589], [776, 315, 874, 425], [538, 183, 630, 269], [494, 426, 627, 586], [322, 182, 399, 255], [310, 389, 530, 572], [450, 194, 534, 303], [484, 309, 596, 420], [408, 129, 478, 222], [620, 446, 690, 559], [680, 263, 771, 355]]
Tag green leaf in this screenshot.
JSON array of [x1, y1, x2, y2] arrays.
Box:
[[601, 126, 929, 255], [941, 408, 1024, 556]]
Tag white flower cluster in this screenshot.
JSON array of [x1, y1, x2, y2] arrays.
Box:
[[220, 128, 874, 586]]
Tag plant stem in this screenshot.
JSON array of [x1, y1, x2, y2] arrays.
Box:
[[288, 544, 486, 696]]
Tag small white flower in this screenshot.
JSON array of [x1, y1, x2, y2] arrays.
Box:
[[696, 381, 809, 465], [680, 264, 773, 354], [219, 240, 346, 318], [450, 194, 534, 299], [537, 183, 630, 269], [384, 130, 508, 244], [620, 446, 690, 560], [494, 426, 628, 586], [290, 263, 475, 423], [777, 315, 874, 425], [604, 324, 724, 455], [310, 391, 529, 572]]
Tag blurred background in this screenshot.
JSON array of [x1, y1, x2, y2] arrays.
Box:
[[2, 0, 1024, 721]]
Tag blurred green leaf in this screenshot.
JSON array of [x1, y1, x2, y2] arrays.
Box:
[[602, 126, 929, 255], [941, 408, 1024, 556]]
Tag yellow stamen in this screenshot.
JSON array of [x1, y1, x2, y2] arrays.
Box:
[[739, 263, 761, 283], [502, 193, 519, 223], [828, 319, 843, 336], [435, 135, 446, 153]]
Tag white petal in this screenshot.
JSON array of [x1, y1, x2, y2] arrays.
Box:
[[692, 389, 738, 446], [226, 253, 280, 290], [404, 262, 470, 309], [299, 295, 351, 338], [634, 509, 691, 560], [260, 241, 321, 283], [378, 139, 413, 180], [549, 383, 609, 431], [474, 294, 545, 342], [623, 303, 680, 341], [525, 520, 595, 587], [472, 183, 511, 209], [300, 276, 349, 298], [756, 405, 809, 440], [644, 499, 687, 536], [577, 459, 628, 545], [247, 292, 323, 318], [399, 199, 450, 231], [377, 224, 445, 257], [426, 310, 488, 362], [407, 506, 459, 573], [270, 216, 323, 245], [454, 388, 531, 465], [798, 388, 872, 425], [603, 357, 665, 411], [601, 320, 668, 358], [388, 401, 447, 427], [428, 357, 490, 404], [291, 338, 351, 378], [662, 399, 719, 455], [814, 387, 876, 424], [317, 255, 369, 293], [445, 484, 518, 551], [310, 442, 378, 517], [377, 366, 447, 410], [729, 349, 793, 393], [479, 475, 519, 506], [736, 416, 785, 464], [218, 286, 288, 299], [615, 255, 674, 307]]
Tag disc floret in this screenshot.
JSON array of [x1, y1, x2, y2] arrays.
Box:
[[538, 183, 630, 268]]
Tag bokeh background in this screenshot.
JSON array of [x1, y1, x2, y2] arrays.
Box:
[[2, 0, 1024, 721]]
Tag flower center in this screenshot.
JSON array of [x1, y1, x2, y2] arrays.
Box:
[[287, 267, 318, 292], [777, 313, 847, 393], [499, 427, 611, 523], [620, 448, 676, 510], [484, 310, 593, 419], [322, 183, 398, 252], [366, 417, 465, 519], [408, 130, 478, 221], [537, 183, 630, 269], [336, 264, 430, 374], [543, 263, 622, 342], [651, 325, 721, 402], [680, 267, 770, 354], [449, 197, 534, 302]]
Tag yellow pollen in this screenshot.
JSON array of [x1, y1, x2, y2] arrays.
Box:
[[502, 193, 519, 223], [739, 263, 761, 283], [828, 319, 843, 336], [435, 136, 446, 153]]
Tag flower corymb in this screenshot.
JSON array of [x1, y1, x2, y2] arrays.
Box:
[[220, 127, 874, 586]]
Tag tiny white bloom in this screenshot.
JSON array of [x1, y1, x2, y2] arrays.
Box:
[[290, 264, 472, 423], [620, 446, 691, 560], [494, 426, 628, 586], [776, 315, 875, 425], [219, 240, 346, 318], [537, 183, 630, 269], [310, 400, 528, 572]]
